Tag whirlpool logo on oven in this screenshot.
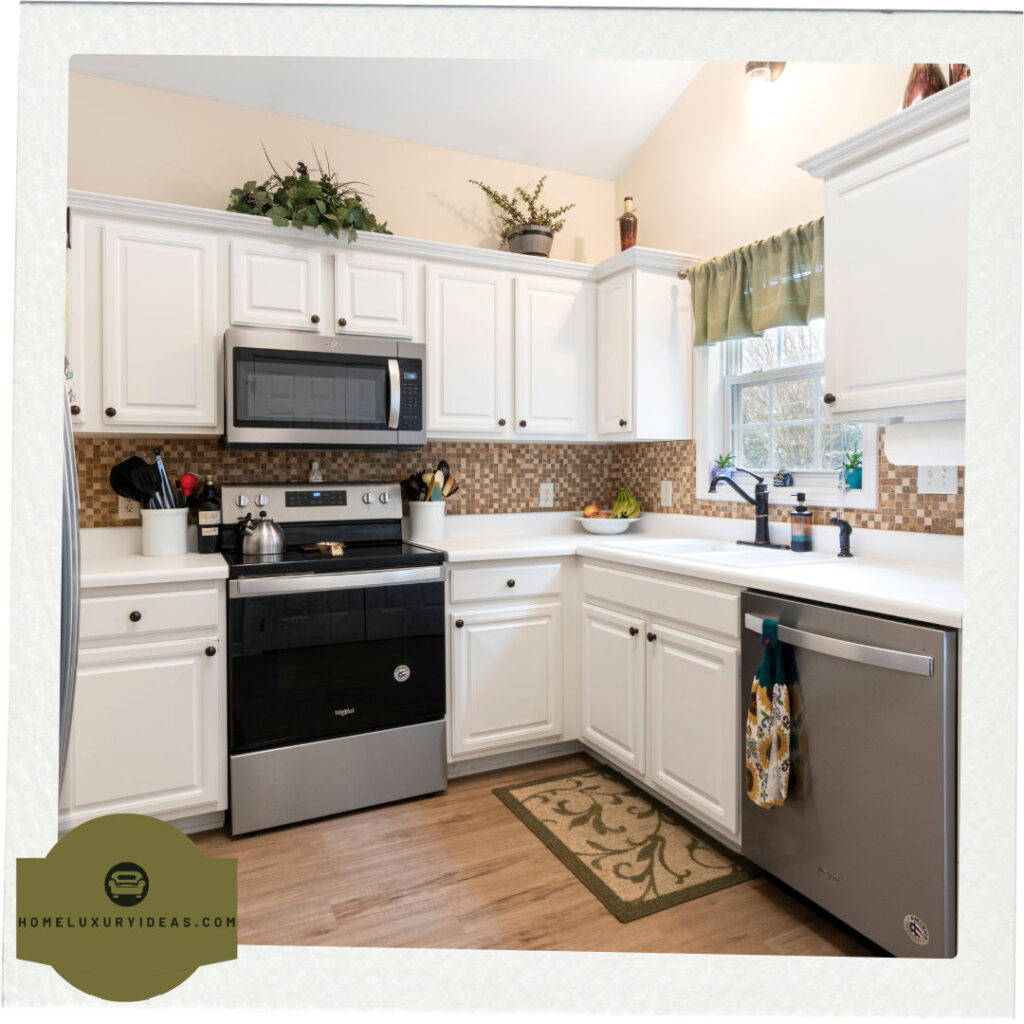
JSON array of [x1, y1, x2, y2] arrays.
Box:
[[333, 707, 356, 718]]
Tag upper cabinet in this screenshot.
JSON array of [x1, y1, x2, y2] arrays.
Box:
[[230, 238, 324, 331], [594, 249, 696, 441], [800, 80, 969, 421], [334, 251, 416, 337]]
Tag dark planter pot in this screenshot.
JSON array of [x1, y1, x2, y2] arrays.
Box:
[[506, 225, 554, 257], [844, 467, 863, 490]]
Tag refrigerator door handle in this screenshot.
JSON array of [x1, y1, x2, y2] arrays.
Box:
[[59, 391, 81, 791], [743, 613, 934, 677]]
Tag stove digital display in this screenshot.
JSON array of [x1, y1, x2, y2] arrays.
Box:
[[285, 490, 348, 507]]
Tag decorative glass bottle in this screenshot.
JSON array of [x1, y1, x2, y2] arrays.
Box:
[[901, 63, 947, 109], [618, 197, 638, 251], [948, 63, 971, 85]]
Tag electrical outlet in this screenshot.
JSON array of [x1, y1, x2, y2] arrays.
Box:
[[660, 480, 673, 507], [917, 466, 958, 495], [539, 482, 554, 508], [118, 496, 141, 520]]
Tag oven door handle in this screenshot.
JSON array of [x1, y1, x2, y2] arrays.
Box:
[[230, 564, 444, 598], [388, 358, 401, 429]]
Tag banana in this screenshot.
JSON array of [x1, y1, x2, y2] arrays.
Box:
[[610, 487, 641, 519]]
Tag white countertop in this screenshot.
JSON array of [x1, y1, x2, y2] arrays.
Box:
[[413, 512, 963, 627], [81, 527, 228, 588]]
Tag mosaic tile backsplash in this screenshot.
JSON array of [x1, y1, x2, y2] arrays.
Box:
[[76, 429, 963, 534]]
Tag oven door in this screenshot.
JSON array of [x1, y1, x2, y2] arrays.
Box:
[[228, 567, 445, 754], [225, 328, 424, 448]]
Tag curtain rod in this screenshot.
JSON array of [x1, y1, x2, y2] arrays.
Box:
[[678, 268, 689, 279]]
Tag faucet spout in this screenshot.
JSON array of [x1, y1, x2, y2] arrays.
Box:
[[709, 468, 779, 547]]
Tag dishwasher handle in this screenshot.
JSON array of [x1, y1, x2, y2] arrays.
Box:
[[744, 613, 934, 677]]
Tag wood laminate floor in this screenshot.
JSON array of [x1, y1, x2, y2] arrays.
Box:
[[193, 753, 873, 955]]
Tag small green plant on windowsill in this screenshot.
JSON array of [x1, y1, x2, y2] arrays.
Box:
[[711, 451, 736, 481], [841, 445, 863, 490]]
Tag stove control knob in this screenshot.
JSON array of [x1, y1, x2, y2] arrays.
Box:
[[362, 491, 375, 505], [235, 494, 249, 508], [255, 494, 268, 508], [379, 491, 391, 504]]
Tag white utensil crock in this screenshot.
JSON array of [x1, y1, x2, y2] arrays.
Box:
[[141, 507, 188, 556], [407, 501, 445, 542]]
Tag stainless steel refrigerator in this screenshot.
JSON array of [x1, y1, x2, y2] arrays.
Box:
[[59, 380, 80, 790]]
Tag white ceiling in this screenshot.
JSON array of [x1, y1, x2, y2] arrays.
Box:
[[69, 56, 704, 180]]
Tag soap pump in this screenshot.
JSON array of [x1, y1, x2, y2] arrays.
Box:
[[790, 492, 813, 552]]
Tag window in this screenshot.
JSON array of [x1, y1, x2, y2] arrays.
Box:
[[696, 321, 877, 509]]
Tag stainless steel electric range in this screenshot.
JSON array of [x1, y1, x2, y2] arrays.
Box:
[[220, 481, 447, 836]]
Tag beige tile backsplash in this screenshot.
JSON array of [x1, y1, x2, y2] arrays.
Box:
[[77, 428, 963, 535]]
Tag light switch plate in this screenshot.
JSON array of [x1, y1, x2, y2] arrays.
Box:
[[917, 466, 958, 495], [118, 496, 141, 520], [660, 480, 673, 507], [539, 482, 554, 508]]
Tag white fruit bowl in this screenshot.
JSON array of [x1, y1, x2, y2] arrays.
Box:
[[574, 515, 640, 535]]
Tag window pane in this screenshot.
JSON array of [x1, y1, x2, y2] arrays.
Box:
[[740, 427, 770, 469], [822, 421, 864, 471], [774, 377, 815, 421], [739, 336, 777, 373], [739, 383, 770, 424], [776, 321, 825, 368], [774, 424, 816, 470]]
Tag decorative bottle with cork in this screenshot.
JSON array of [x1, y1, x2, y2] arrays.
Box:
[[789, 492, 813, 552], [618, 197, 638, 251], [197, 475, 222, 554]]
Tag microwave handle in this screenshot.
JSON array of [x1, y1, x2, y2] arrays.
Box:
[[388, 358, 400, 429]]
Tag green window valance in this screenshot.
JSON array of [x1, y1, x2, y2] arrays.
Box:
[[690, 217, 825, 346]]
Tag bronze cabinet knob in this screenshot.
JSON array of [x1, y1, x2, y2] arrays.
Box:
[[70, 405, 81, 416], [646, 632, 657, 643], [824, 393, 836, 405], [519, 420, 527, 428], [629, 626, 639, 636], [337, 317, 347, 327], [506, 579, 516, 588], [455, 619, 464, 629], [619, 418, 627, 427], [310, 314, 320, 324], [497, 418, 506, 426], [205, 646, 217, 657], [129, 610, 142, 622], [105, 407, 117, 417]]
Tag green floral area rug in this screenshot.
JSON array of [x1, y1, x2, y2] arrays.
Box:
[[493, 765, 760, 923]]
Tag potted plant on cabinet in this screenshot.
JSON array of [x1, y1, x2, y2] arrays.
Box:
[[711, 451, 736, 482], [841, 445, 863, 490], [468, 175, 575, 256]]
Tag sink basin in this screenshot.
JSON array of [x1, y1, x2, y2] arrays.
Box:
[[606, 538, 734, 556], [679, 546, 834, 568]]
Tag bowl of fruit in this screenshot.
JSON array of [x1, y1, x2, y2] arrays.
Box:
[[575, 488, 642, 534]]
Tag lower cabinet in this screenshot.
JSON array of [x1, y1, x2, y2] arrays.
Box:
[[450, 602, 563, 756]]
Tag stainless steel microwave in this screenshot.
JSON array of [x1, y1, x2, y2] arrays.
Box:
[[224, 328, 426, 449]]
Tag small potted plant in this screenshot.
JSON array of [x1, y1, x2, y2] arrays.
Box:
[[842, 446, 863, 490], [468, 175, 575, 257], [711, 451, 736, 481]]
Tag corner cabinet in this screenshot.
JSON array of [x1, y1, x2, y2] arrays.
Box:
[[799, 80, 969, 421]]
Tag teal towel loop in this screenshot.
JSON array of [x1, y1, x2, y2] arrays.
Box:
[[755, 618, 784, 694]]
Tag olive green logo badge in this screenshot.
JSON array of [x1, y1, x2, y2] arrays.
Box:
[[18, 814, 237, 1001]]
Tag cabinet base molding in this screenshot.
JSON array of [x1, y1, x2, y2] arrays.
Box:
[[581, 745, 741, 852], [167, 810, 226, 836], [448, 740, 584, 779]]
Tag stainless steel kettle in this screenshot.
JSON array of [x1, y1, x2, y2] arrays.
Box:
[[239, 511, 285, 556]]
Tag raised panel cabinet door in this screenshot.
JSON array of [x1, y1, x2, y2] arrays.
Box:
[[425, 263, 512, 436], [647, 623, 740, 838], [59, 637, 226, 828], [450, 603, 562, 755], [823, 121, 968, 416], [596, 272, 634, 435], [101, 223, 219, 427], [230, 239, 323, 330], [580, 603, 646, 772], [514, 276, 591, 436], [335, 252, 416, 337]]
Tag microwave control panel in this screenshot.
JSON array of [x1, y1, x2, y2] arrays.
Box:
[[397, 360, 422, 431]]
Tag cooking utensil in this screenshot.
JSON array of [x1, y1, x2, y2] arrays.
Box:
[[109, 456, 148, 504], [128, 463, 164, 507], [153, 449, 175, 509], [179, 473, 199, 502]]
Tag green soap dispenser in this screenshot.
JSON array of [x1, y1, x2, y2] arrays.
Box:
[[790, 492, 813, 552]]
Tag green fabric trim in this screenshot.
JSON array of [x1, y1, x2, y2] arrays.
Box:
[[691, 217, 825, 346]]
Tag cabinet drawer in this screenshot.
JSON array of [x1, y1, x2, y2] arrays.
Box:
[[80, 586, 220, 641], [450, 562, 562, 603], [582, 563, 739, 639]]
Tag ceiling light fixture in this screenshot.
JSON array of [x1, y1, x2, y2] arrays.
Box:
[[745, 61, 789, 121]]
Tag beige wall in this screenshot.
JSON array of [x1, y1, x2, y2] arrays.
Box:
[[616, 62, 910, 258], [67, 73, 617, 263]]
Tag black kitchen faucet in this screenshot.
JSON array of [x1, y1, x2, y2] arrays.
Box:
[[708, 468, 790, 549]]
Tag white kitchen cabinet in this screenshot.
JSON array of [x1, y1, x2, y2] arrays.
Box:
[[799, 80, 969, 421], [580, 602, 646, 772], [334, 251, 416, 338], [100, 221, 221, 429], [594, 253, 695, 441], [230, 237, 324, 331], [60, 578, 227, 833], [450, 602, 563, 756], [647, 622, 740, 837], [514, 275, 592, 436], [425, 262, 513, 437]]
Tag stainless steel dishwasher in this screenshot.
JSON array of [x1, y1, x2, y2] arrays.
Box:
[[740, 591, 958, 958]]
